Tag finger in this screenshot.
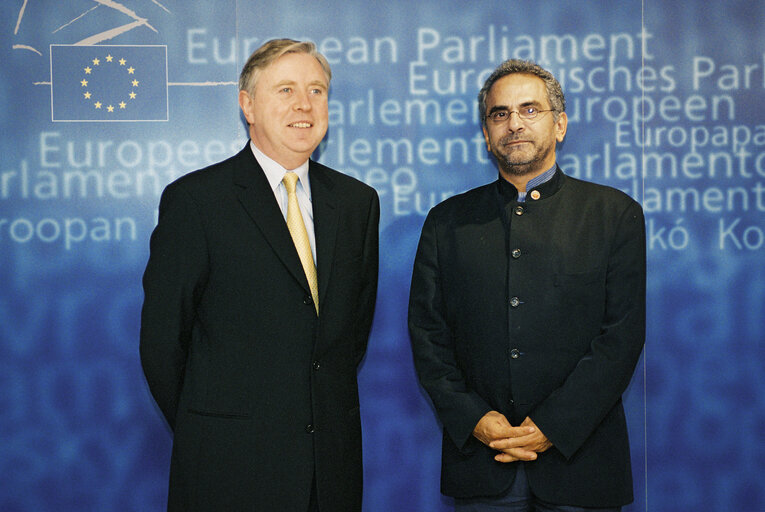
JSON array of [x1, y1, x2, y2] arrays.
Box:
[[489, 426, 534, 443], [488, 429, 537, 449], [495, 449, 537, 463]]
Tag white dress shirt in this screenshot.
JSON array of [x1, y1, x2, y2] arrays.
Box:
[[249, 141, 317, 264]]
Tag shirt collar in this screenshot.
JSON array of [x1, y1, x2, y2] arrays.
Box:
[[498, 163, 557, 203], [249, 140, 311, 197], [518, 164, 557, 202]]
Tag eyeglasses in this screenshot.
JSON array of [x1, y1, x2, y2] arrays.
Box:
[[486, 107, 556, 124]]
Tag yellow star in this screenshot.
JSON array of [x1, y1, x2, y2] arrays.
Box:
[[119, 58, 126, 66], [80, 79, 88, 87], [84, 67, 92, 74], [132, 79, 139, 87], [107, 105, 114, 112], [127, 67, 135, 74], [129, 92, 137, 99], [94, 101, 102, 109], [119, 101, 126, 109], [92, 58, 100, 66], [84, 91, 91, 99], [106, 55, 113, 62]]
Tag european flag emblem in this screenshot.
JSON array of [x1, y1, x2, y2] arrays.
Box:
[[51, 45, 168, 122]]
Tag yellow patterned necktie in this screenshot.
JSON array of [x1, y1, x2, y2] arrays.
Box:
[[282, 172, 319, 314]]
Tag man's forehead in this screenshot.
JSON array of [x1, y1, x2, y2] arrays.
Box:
[[262, 53, 327, 82], [487, 73, 547, 104]]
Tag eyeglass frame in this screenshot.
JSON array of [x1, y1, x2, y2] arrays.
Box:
[[484, 106, 557, 124]]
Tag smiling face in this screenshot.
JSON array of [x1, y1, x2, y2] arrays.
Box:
[[482, 73, 567, 190], [238, 52, 329, 170]]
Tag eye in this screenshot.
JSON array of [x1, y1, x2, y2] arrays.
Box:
[[280, 87, 292, 93], [310, 87, 324, 95], [522, 106, 538, 116], [490, 110, 508, 121]]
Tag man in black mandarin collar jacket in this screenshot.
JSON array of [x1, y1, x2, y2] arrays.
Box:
[[140, 40, 378, 512], [408, 60, 645, 510]]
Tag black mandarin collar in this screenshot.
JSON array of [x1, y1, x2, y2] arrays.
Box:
[[495, 167, 566, 205]]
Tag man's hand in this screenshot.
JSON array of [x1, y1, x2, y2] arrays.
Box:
[[489, 416, 552, 463], [472, 411, 538, 462]]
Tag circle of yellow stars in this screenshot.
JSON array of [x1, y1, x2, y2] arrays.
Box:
[[79, 53, 140, 113]]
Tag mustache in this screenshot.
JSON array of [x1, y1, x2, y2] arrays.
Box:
[[499, 135, 528, 145]]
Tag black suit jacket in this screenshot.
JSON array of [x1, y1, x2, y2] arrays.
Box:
[[140, 145, 379, 511], [408, 169, 645, 507]]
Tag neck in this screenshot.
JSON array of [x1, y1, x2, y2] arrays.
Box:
[[498, 169, 540, 193], [498, 159, 556, 193], [251, 141, 309, 171]]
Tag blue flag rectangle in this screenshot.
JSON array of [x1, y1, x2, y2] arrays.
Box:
[[51, 45, 168, 122]]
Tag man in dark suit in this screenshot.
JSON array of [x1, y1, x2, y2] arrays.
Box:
[[408, 59, 646, 511], [140, 39, 379, 512]]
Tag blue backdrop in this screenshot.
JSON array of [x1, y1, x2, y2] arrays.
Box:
[[2, 1, 764, 510]]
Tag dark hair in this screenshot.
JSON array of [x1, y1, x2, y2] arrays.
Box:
[[478, 59, 565, 128]]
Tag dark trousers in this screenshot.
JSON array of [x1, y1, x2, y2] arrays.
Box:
[[454, 464, 622, 512]]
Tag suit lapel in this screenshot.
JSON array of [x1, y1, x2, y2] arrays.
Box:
[[308, 162, 338, 307], [232, 147, 311, 294]]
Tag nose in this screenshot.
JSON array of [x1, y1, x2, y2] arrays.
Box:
[[293, 90, 312, 111], [506, 111, 524, 132]]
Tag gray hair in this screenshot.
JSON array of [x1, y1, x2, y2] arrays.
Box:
[[478, 59, 565, 128], [239, 39, 332, 95]]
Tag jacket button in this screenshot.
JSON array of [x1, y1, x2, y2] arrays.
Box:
[[514, 206, 524, 216], [509, 296, 520, 307], [305, 424, 315, 434], [510, 348, 520, 359], [303, 295, 314, 306], [511, 248, 521, 259], [312, 361, 321, 370]]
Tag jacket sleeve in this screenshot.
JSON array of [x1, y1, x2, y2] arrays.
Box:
[[530, 199, 646, 459], [139, 182, 209, 430], [408, 211, 493, 451], [353, 190, 380, 366]]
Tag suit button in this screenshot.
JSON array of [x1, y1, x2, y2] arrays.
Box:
[[305, 424, 315, 434], [514, 206, 524, 216], [509, 296, 520, 307], [511, 248, 521, 259], [312, 361, 321, 370], [303, 295, 314, 306], [510, 348, 520, 359]]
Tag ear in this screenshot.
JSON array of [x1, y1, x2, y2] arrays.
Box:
[[555, 111, 568, 143], [238, 90, 254, 124], [482, 125, 491, 151]]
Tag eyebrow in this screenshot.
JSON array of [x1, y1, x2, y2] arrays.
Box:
[[274, 79, 328, 89], [488, 100, 543, 113]]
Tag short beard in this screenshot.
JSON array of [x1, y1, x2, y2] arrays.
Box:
[[493, 136, 551, 177], [497, 156, 537, 177]]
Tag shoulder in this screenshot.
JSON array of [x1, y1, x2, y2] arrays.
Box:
[[311, 160, 377, 196], [168, 151, 240, 194], [161, 148, 250, 208], [562, 174, 642, 210], [426, 181, 496, 222], [559, 175, 644, 237], [308, 160, 380, 217]]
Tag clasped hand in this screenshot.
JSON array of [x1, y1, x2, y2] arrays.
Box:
[[472, 411, 552, 463]]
